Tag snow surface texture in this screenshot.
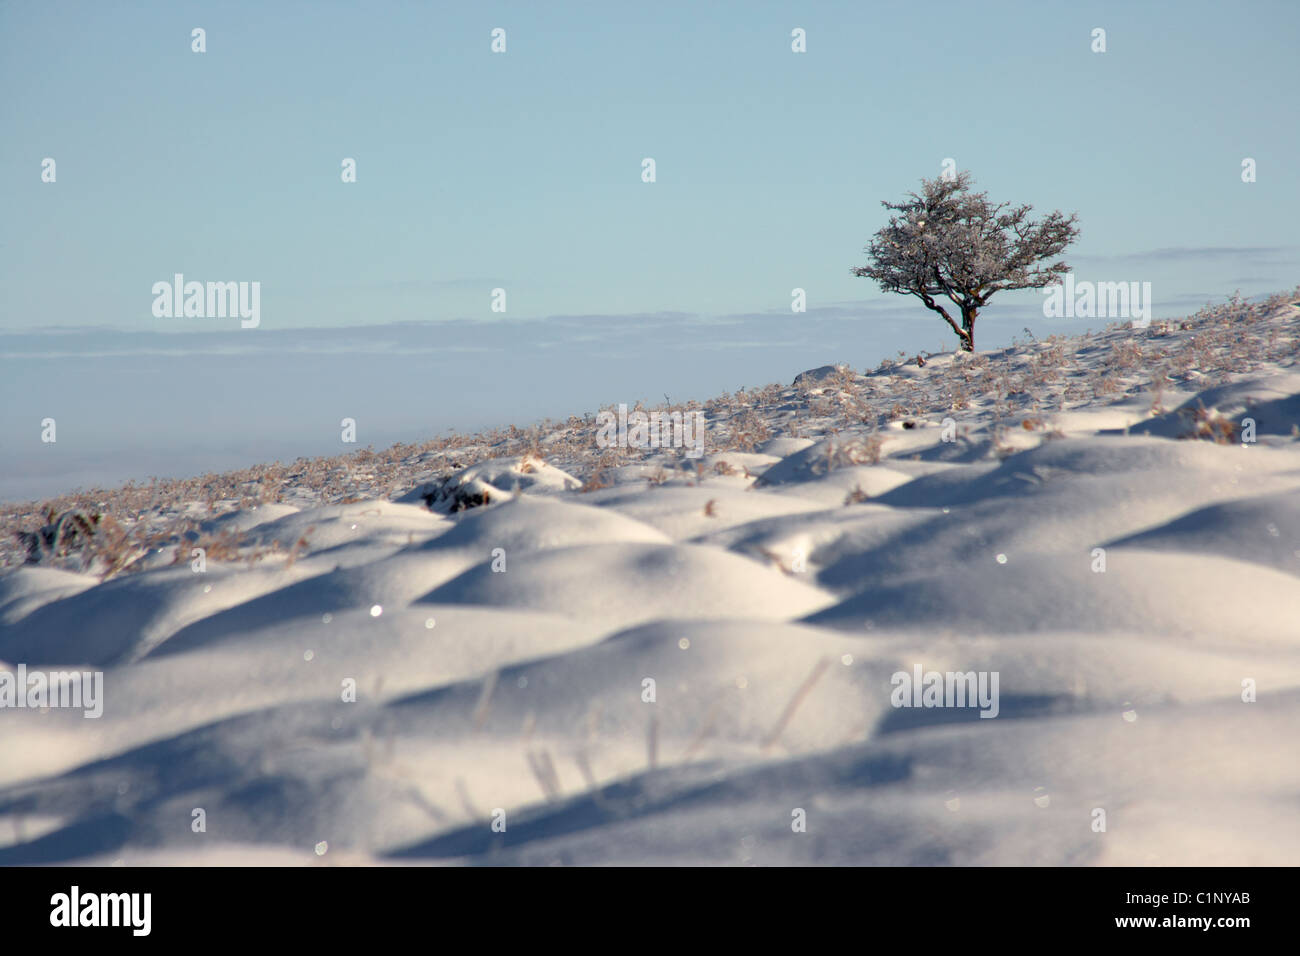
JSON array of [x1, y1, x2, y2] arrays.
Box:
[[1, 294, 1299, 865]]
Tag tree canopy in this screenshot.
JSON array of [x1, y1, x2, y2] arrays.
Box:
[[853, 172, 1080, 351]]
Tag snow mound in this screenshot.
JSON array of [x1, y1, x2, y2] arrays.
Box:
[[755, 436, 911, 493], [1129, 372, 1300, 440], [806, 549, 1300, 646], [396, 456, 581, 514], [416, 495, 671, 554], [419, 542, 837, 631], [1103, 489, 1300, 575], [585, 485, 823, 540], [0, 563, 310, 666], [757, 436, 816, 458], [0, 567, 99, 626], [792, 364, 852, 387]]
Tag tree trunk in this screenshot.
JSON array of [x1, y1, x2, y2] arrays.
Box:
[[960, 306, 978, 352]]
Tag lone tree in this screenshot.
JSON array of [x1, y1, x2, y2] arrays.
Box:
[[853, 172, 1079, 352]]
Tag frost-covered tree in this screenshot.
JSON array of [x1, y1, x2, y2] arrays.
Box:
[[853, 172, 1080, 351]]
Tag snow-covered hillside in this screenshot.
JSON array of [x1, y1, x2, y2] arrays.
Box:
[[1, 291, 1298, 865]]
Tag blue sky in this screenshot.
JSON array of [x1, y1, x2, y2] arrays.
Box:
[[2, 0, 1298, 499]]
